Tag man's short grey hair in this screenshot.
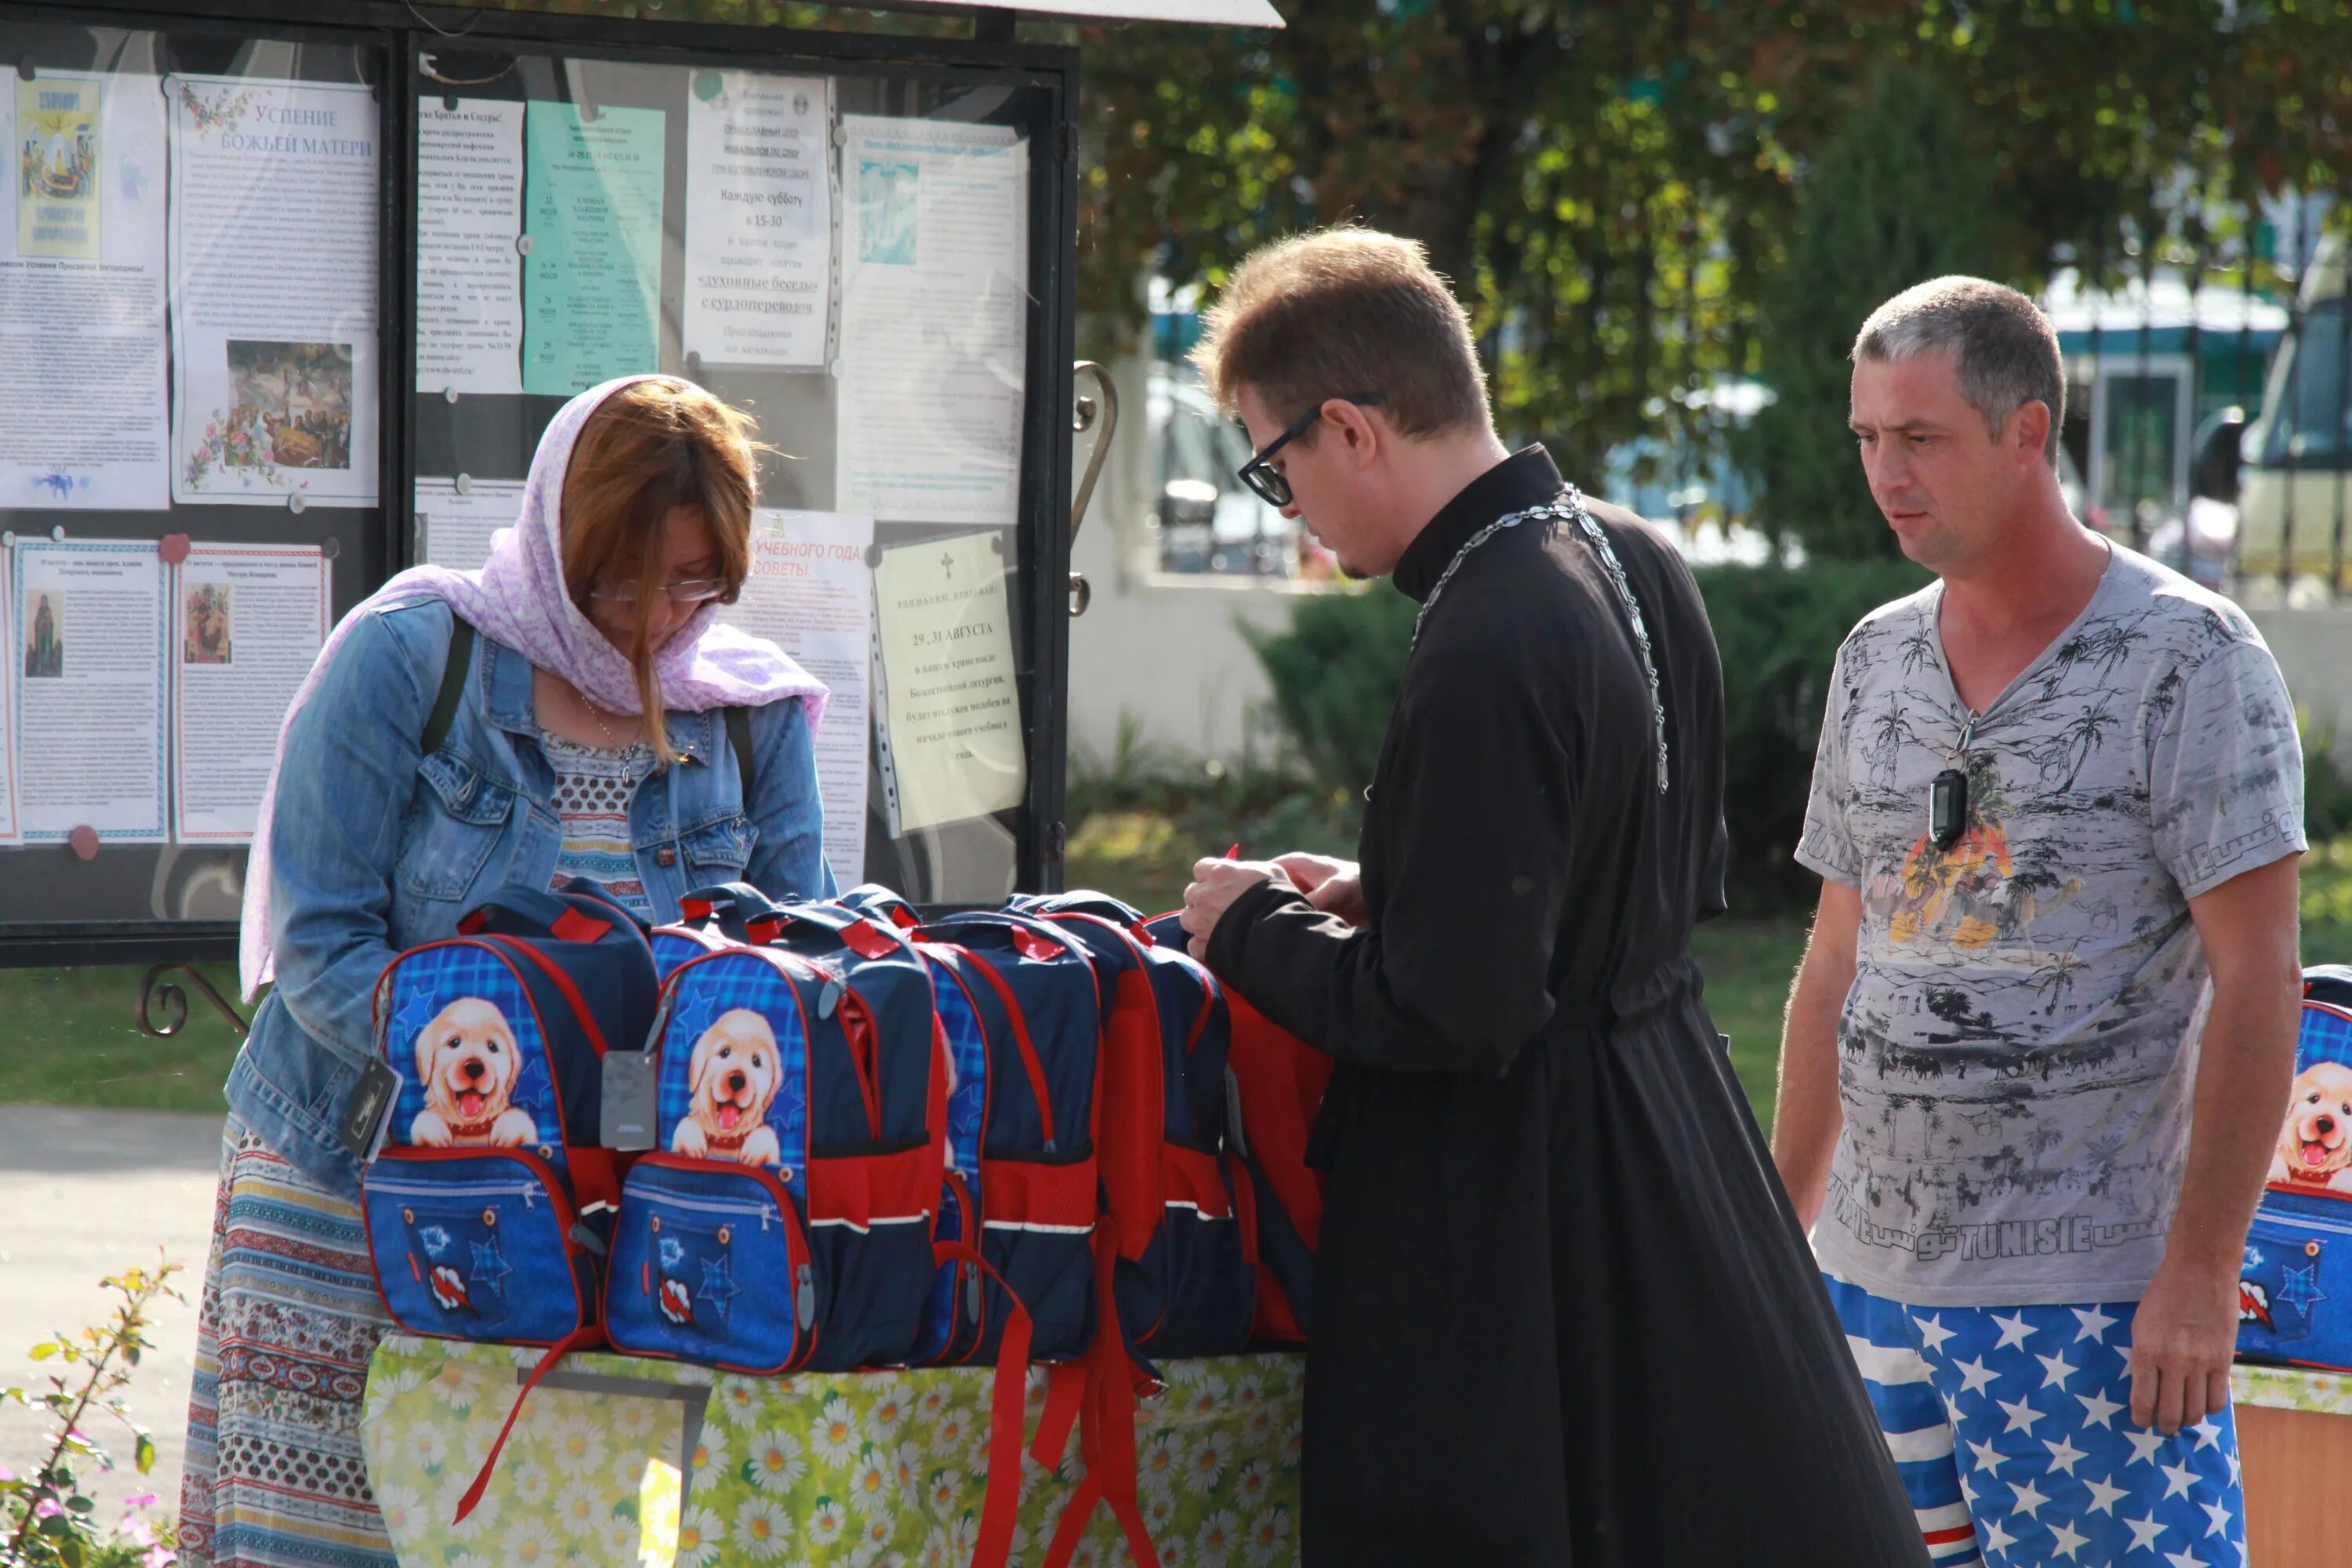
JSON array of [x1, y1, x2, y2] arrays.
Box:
[[1853, 277, 2064, 464]]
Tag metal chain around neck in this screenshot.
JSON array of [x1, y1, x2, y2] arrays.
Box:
[[1408, 485, 1670, 794]]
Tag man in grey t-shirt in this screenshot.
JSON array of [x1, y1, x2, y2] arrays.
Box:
[[1775, 278, 2303, 1568]]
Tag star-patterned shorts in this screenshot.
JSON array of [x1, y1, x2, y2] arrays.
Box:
[[1824, 1272, 2245, 1568]]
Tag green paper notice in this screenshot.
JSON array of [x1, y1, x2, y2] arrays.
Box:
[[521, 101, 665, 395]]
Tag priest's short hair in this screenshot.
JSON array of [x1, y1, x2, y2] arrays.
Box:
[[1193, 227, 1490, 439]]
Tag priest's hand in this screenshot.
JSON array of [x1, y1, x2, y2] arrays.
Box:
[[1180, 858, 1296, 961], [1272, 852, 1367, 927]]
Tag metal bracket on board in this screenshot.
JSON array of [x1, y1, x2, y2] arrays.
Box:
[[137, 963, 251, 1040], [1068, 360, 1119, 618]]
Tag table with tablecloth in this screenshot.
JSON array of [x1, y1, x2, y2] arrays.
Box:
[[359, 1334, 1302, 1567]]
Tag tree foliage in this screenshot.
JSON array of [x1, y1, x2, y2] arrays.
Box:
[[1740, 64, 1998, 559], [1071, 1, 2352, 491], [444, 0, 2352, 524]]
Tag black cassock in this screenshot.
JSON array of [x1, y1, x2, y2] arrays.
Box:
[[1205, 448, 1926, 1567]]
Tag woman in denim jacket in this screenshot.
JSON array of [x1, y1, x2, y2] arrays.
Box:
[[179, 377, 829, 1568]]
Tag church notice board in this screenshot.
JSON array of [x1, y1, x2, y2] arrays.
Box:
[[0, 1, 1081, 967]]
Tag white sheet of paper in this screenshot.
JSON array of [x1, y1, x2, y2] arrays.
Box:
[[836, 116, 1027, 525], [870, 530, 1025, 835], [172, 543, 330, 842], [0, 548, 18, 843], [415, 476, 527, 572], [12, 539, 165, 842], [0, 71, 170, 510], [681, 72, 831, 369], [416, 100, 524, 396], [718, 510, 874, 884], [168, 76, 379, 507]]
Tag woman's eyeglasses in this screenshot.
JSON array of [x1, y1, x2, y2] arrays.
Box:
[[589, 577, 726, 606], [1236, 393, 1383, 508]]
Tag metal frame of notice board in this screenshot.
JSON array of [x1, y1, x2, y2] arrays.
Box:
[[0, 0, 1085, 973]]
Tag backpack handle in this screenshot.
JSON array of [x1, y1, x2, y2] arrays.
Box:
[[458, 884, 641, 949], [677, 880, 786, 935], [1011, 890, 1149, 929], [764, 898, 905, 960]]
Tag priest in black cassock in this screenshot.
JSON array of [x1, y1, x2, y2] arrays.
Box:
[[1178, 230, 1926, 1567]]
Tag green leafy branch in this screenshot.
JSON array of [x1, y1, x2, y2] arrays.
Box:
[[2, 1256, 186, 1568]]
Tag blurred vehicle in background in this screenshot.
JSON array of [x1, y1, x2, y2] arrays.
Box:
[[1148, 365, 1337, 579], [2228, 235, 2352, 592]]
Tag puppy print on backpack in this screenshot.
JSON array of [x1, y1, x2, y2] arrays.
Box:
[[410, 997, 539, 1148], [673, 1008, 784, 1167], [2271, 1060, 2352, 1193]]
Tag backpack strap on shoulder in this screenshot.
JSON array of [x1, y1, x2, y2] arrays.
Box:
[[724, 704, 755, 804], [422, 616, 475, 757]]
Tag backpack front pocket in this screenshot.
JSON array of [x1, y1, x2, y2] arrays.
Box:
[[361, 1146, 589, 1346], [2239, 1197, 2352, 1369], [607, 1154, 814, 1374]]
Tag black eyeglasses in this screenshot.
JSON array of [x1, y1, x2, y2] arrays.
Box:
[[1237, 393, 1382, 507]]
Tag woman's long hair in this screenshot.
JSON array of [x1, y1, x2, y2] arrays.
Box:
[[558, 377, 760, 763]]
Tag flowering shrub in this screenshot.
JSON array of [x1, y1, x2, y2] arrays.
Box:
[[2, 1258, 184, 1568]]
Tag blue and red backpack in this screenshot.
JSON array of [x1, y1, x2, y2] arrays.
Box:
[[848, 887, 1105, 1366], [604, 905, 947, 1376], [2239, 964, 2352, 1371], [357, 879, 658, 1520], [1010, 891, 1256, 1359], [972, 891, 1256, 1568], [1140, 909, 1332, 1343]]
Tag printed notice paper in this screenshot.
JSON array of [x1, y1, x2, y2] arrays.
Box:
[[0, 550, 18, 843], [12, 539, 165, 842], [523, 101, 664, 396], [0, 71, 170, 510], [172, 544, 330, 842], [720, 510, 875, 881], [682, 71, 831, 368], [870, 530, 1024, 835], [416, 100, 524, 396], [837, 117, 1028, 526], [415, 476, 528, 572], [168, 76, 380, 507]]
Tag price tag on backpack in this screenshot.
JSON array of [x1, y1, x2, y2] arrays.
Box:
[[601, 1051, 657, 1150], [336, 1059, 401, 1163]]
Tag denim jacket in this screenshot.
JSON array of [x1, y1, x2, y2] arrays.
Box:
[[226, 594, 831, 1202]]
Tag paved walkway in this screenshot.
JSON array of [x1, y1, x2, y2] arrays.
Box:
[[0, 1105, 222, 1534]]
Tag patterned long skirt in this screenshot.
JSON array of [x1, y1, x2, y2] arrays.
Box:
[[178, 1117, 397, 1568]]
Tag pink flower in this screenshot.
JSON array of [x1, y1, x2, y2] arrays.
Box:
[[120, 1518, 155, 1547], [0, 1463, 13, 1481], [125, 1493, 157, 1508], [143, 1546, 175, 1568], [34, 1497, 61, 1518]]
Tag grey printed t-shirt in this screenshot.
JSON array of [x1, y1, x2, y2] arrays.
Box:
[[1796, 544, 2304, 1307]]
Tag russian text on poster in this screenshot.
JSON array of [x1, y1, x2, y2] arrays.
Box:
[[870, 529, 1025, 837], [836, 116, 1028, 527], [11, 538, 166, 843], [0, 71, 170, 510], [522, 101, 665, 396], [720, 510, 874, 882], [416, 100, 524, 396], [415, 476, 528, 572], [172, 543, 331, 843], [168, 75, 381, 507], [681, 71, 833, 369]]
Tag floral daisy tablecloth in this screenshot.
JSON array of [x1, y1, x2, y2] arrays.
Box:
[[2230, 1360, 2352, 1417], [361, 1334, 1303, 1568]]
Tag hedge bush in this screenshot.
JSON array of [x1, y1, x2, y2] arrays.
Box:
[[1693, 558, 1931, 913], [1238, 561, 1928, 916]]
